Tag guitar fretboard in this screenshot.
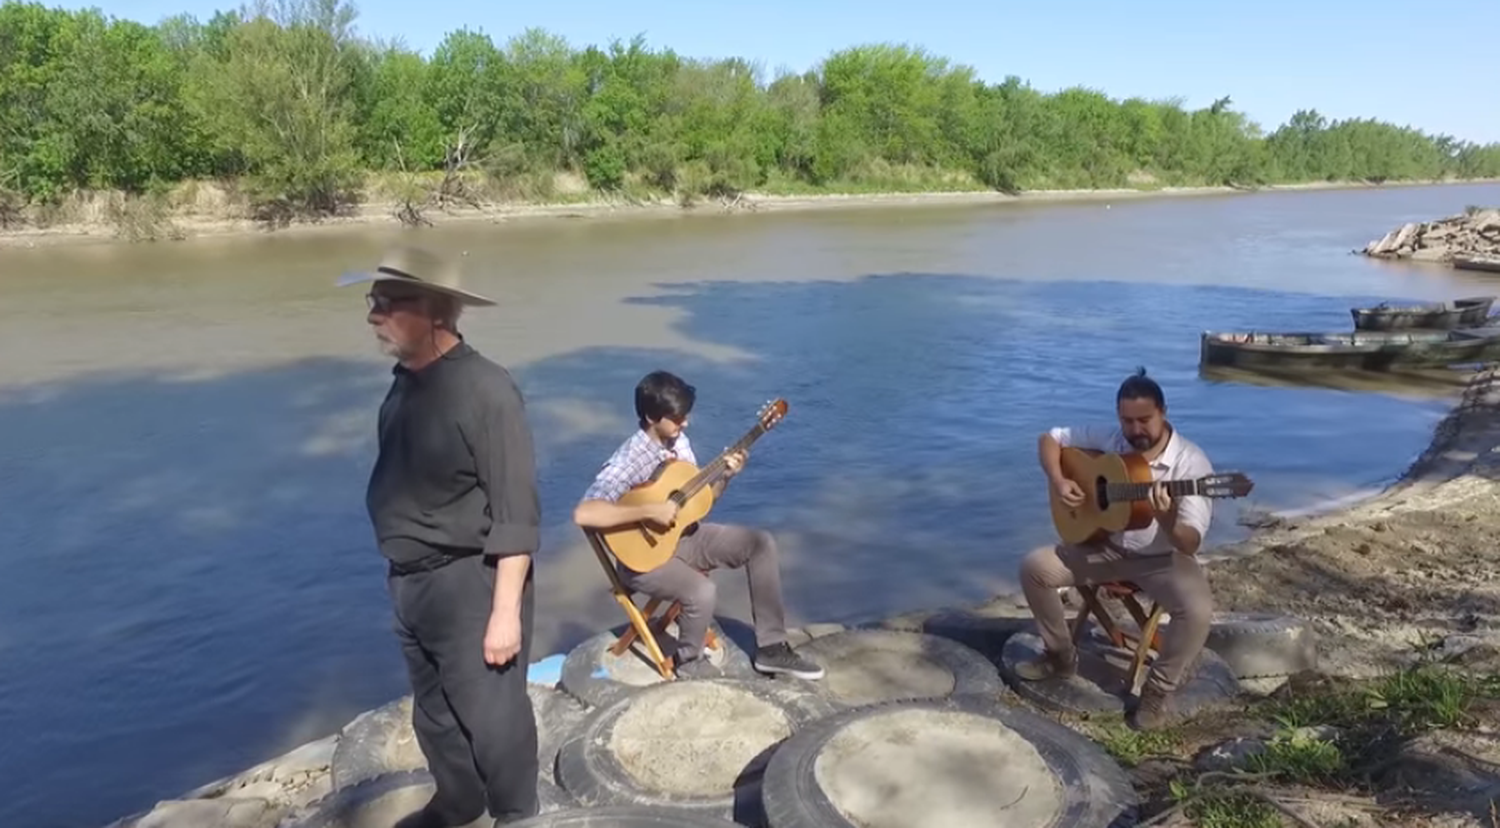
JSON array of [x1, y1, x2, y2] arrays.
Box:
[[1104, 479, 1204, 501], [677, 419, 775, 500]]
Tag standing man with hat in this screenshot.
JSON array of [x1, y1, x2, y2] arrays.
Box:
[[340, 246, 542, 827]]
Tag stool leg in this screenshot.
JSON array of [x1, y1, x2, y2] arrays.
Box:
[[1081, 589, 1126, 648], [1120, 595, 1152, 638], [658, 601, 684, 636], [612, 596, 663, 656], [1068, 589, 1088, 644], [613, 593, 674, 680], [1129, 606, 1166, 695]]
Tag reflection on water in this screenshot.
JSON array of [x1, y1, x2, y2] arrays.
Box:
[[1199, 363, 1475, 399], [1, 182, 1498, 828]]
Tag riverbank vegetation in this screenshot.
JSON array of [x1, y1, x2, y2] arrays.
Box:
[[3, 0, 1499, 239], [1080, 661, 1500, 827]]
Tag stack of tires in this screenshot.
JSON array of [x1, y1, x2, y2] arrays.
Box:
[[278, 608, 1314, 826]]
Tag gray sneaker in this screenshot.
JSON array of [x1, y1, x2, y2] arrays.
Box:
[[1013, 647, 1078, 681], [674, 655, 722, 679], [753, 642, 825, 680]]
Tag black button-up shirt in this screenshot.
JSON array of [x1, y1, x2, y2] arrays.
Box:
[[365, 340, 541, 565]]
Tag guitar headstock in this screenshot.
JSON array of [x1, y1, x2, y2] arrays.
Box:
[[1199, 472, 1254, 499], [758, 398, 789, 429]]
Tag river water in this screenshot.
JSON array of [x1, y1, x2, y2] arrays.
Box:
[[2, 183, 1499, 827]]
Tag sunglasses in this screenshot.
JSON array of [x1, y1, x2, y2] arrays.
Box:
[[366, 292, 423, 313]]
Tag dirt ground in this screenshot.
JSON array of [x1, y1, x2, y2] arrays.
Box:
[[1204, 366, 1500, 681]]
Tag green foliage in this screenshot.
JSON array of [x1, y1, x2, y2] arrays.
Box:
[[1267, 664, 1498, 736], [1244, 727, 1346, 783], [1168, 782, 1281, 828], [1084, 720, 1183, 767], [2, 0, 1498, 219], [184, 0, 365, 218]]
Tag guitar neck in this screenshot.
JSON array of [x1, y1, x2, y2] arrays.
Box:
[[678, 422, 773, 498], [1105, 478, 1209, 501]]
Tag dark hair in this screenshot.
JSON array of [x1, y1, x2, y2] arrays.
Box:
[[1116, 366, 1165, 410], [635, 370, 696, 428]]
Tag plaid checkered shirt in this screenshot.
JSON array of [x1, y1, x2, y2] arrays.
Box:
[[582, 429, 699, 503]]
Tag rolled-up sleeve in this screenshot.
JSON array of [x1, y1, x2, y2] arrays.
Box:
[[1174, 450, 1215, 539], [466, 372, 541, 557]]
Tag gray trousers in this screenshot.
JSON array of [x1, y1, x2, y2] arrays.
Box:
[[618, 522, 788, 661], [1019, 542, 1213, 694], [389, 554, 539, 825]]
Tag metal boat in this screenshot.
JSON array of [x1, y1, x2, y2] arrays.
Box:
[[1350, 296, 1494, 330], [1200, 327, 1500, 371]]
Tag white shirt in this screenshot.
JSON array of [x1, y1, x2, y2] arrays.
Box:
[[1049, 423, 1214, 555]]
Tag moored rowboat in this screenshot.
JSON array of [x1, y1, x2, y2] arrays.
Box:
[[1453, 256, 1500, 275], [1350, 296, 1495, 330], [1200, 327, 1500, 371]]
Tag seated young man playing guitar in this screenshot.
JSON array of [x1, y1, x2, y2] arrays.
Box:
[[573, 370, 824, 681], [1016, 368, 1215, 730]]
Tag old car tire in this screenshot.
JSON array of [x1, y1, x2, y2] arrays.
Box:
[[283, 768, 574, 827], [330, 683, 588, 790], [759, 694, 1137, 828], [559, 617, 756, 709], [998, 632, 1240, 716], [508, 805, 748, 827], [555, 678, 836, 825], [1081, 611, 1319, 679], [1204, 612, 1319, 678], [780, 628, 1004, 707]]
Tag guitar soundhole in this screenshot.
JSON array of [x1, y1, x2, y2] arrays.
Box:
[[1093, 476, 1110, 508]]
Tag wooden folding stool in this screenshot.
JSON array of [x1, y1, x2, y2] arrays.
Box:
[[1068, 580, 1165, 694], [584, 529, 719, 680]]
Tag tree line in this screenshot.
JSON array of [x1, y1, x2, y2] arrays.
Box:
[[3, 0, 1498, 225]]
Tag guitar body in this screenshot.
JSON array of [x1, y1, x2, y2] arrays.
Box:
[[589, 398, 790, 574], [1050, 447, 1156, 544], [598, 459, 718, 573]]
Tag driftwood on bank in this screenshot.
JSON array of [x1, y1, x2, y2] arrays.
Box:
[[1362, 206, 1500, 270]]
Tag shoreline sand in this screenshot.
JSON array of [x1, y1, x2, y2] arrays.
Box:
[[4, 176, 1498, 250]]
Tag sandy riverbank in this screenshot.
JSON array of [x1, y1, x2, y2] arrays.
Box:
[[4, 177, 1496, 250], [1198, 364, 1500, 678], [100, 363, 1500, 827]]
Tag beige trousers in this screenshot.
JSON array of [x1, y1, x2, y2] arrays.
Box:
[[1019, 542, 1213, 693]]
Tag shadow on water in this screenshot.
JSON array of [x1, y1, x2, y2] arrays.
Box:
[[0, 271, 1457, 828], [0, 358, 395, 828]]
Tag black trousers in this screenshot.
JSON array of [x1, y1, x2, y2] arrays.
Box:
[[388, 553, 538, 825]]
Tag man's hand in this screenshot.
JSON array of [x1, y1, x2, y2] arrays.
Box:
[[724, 448, 748, 476], [483, 610, 522, 667], [1148, 482, 1176, 523], [1051, 475, 1085, 508], [641, 500, 679, 528]]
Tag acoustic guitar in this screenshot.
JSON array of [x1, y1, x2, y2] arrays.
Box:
[[1049, 447, 1254, 545], [597, 399, 789, 573]]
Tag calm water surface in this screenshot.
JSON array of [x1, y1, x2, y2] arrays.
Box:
[[2, 183, 1499, 827]]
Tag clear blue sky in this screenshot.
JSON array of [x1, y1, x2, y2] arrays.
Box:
[[66, 0, 1500, 144]]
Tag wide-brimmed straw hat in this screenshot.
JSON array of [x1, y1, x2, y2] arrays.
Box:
[[337, 245, 496, 307]]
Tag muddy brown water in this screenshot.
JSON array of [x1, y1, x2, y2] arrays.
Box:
[[2, 183, 1499, 827]]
